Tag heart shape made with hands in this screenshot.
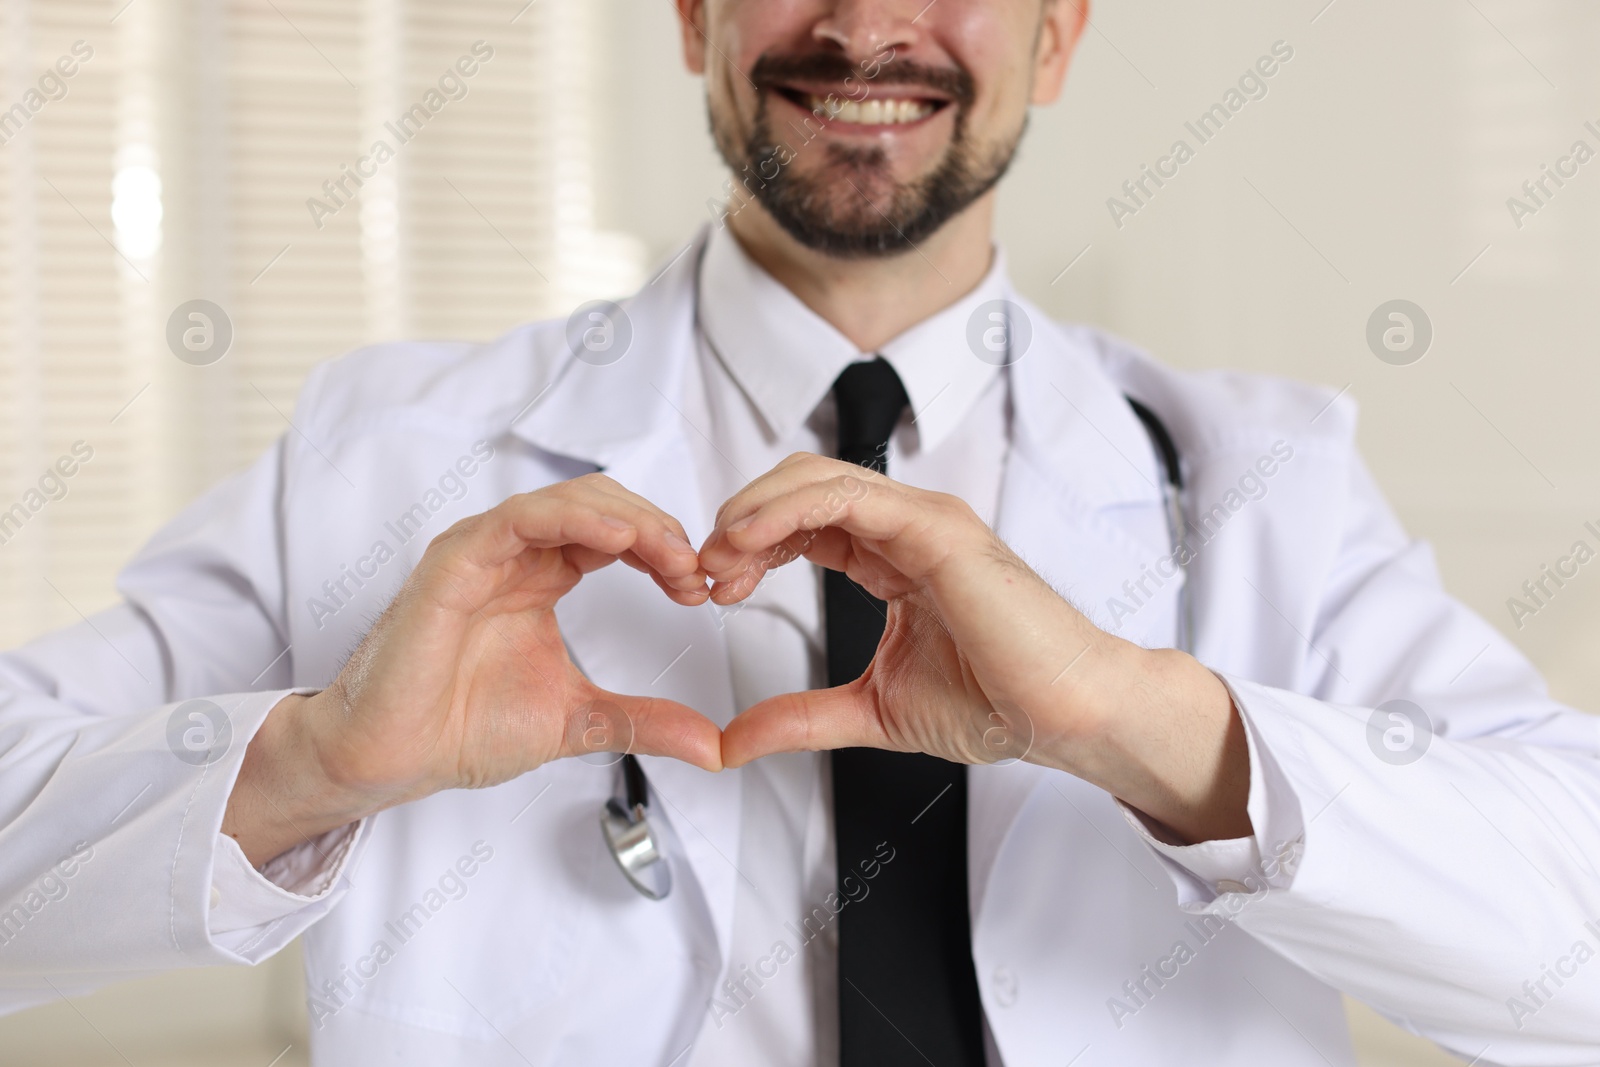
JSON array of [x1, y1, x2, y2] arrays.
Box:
[[536, 458, 1250, 846], [573, 453, 1040, 773], [228, 461, 1056, 873]]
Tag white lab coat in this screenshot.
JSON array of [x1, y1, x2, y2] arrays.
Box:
[[1, 230, 1598, 1067]]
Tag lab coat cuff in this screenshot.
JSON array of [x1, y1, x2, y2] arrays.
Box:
[[1119, 671, 1307, 908], [210, 818, 368, 938], [197, 686, 371, 961]]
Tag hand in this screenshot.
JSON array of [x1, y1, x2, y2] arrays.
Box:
[[699, 453, 1251, 844], [223, 475, 723, 866]]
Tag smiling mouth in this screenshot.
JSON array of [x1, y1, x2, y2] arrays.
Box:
[[775, 88, 947, 126]]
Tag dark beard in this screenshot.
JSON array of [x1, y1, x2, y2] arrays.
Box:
[[711, 55, 1025, 259]]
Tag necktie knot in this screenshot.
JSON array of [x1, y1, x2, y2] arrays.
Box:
[[833, 357, 909, 473]]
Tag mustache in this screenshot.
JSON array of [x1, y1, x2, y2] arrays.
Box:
[[749, 52, 975, 108]]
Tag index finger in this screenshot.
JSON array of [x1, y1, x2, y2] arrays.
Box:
[[436, 479, 707, 601], [701, 460, 876, 572]]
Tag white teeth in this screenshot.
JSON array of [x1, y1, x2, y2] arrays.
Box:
[[807, 94, 934, 126]]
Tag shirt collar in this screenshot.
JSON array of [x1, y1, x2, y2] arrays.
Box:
[[506, 224, 1159, 513], [697, 224, 1008, 453]]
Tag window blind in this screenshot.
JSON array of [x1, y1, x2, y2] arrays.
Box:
[[0, 0, 644, 650], [1, 0, 128, 645]]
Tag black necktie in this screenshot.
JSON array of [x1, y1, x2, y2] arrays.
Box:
[[827, 358, 985, 1067]]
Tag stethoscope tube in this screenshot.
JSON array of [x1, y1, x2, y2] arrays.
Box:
[[1126, 397, 1193, 656]]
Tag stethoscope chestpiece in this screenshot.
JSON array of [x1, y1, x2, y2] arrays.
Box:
[[600, 755, 672, 900]]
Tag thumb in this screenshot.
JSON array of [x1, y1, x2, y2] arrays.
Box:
[[720, 685, 886, 768], [563, 691, 725, 772]]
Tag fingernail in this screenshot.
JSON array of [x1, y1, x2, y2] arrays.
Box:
[[664, 531, 694, 553], [601, 516, 633, 532], [728, 515, 755, 534]]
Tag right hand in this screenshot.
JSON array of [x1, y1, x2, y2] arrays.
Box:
[[222, 474, 722, 866]]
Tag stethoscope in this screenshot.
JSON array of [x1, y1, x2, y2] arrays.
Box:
[[1126, 396, 1194, 656], [600, 747, 672, 900], [599, 276, 1192, 901]]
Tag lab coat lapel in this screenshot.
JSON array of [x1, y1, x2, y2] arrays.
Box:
[[511, 233, 744, 971], [971, 307, 1169, 916]]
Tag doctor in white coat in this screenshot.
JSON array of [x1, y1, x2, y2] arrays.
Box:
[[3, 1, 1600, 1064]]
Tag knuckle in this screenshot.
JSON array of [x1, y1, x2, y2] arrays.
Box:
[[572, 471, 617, 494], [830, 475, 866, 505], [424, 512, 479, 553], [937, 492, 980, 522], [510, 486, 558, 514], [715, 494, 750, 528], [439, 513, 477, 539]]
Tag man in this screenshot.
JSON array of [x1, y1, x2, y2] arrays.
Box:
[[2, 1, 1598, 1064]]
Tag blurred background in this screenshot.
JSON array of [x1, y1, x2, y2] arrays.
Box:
[[2, 0, 1597, 1063]]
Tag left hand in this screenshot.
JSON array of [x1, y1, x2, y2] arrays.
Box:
[[699, 453, 1252, 844]]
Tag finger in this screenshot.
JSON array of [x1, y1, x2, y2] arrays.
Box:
[[561, 543, 623, 575], [433, 503, 700, 614], [703, 480, 924, 601], [624, 694, 724, 771], [707, 454, 864, 539], [636, 562, 712, 607], [619, 546, 710, 596], [710, 451, 839, 530], [719, 686, 887, 768], [563, 692, 724, 772], [726, 478, 909, 552], [562, 544, 710, 605], [562, 479, 705, 584], [452, 481, 705, 594], [704, 456, 873, 562], [428, 498, 640, 609], [703, 475, 878, 580], [705, 527, 854, 606], [582, 475, 700, 549]]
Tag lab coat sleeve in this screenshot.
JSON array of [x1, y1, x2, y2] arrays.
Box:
[[208, 820, 368, 947], [0, 432, 367, 1011], [1151, 453, 1600, 1063]]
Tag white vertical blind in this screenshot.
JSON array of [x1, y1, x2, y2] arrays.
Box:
[[225, 0, 367, 463], [0, 0, 644, 650]]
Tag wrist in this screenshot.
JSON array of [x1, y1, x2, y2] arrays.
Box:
[[1035, 642, 1252, 844], [1026, 628, 1142, 775], [222, 691, 377, 867]]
